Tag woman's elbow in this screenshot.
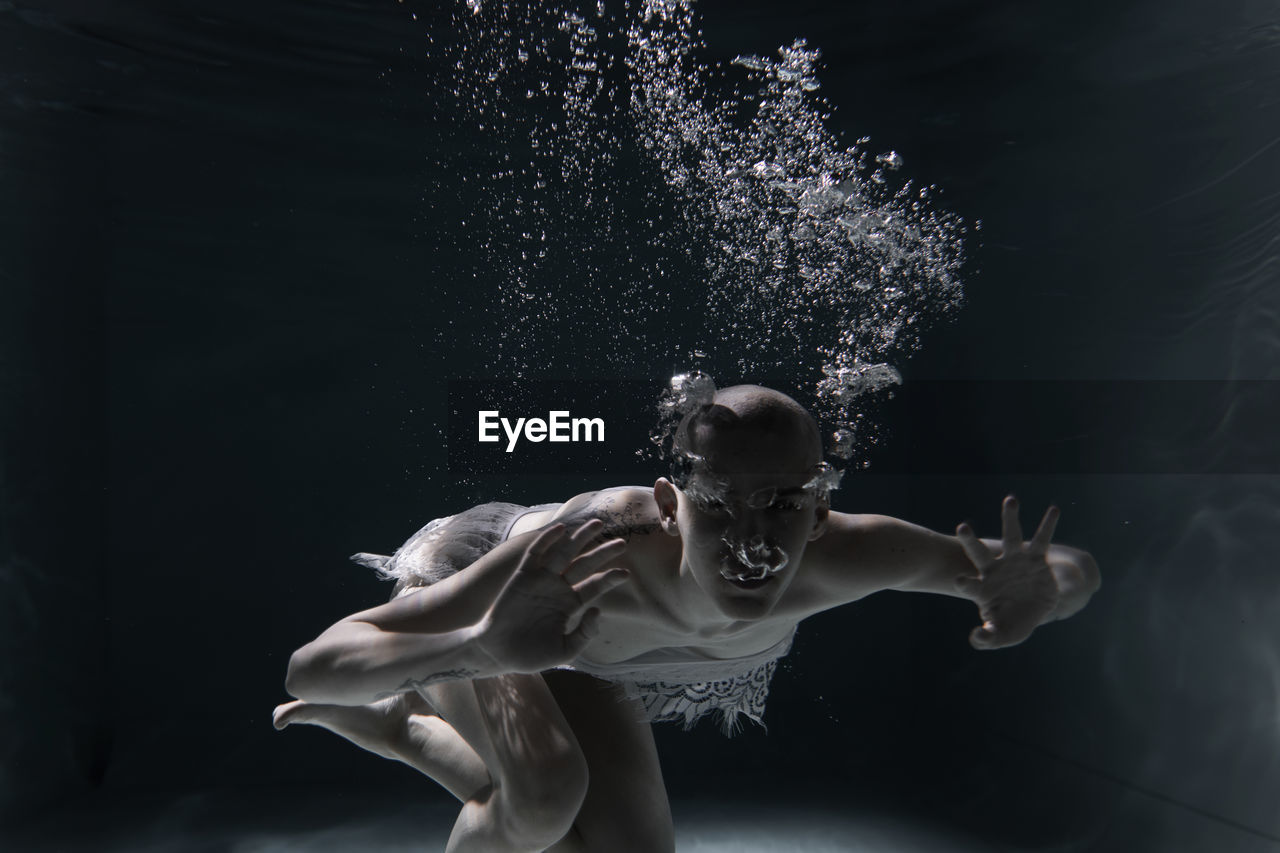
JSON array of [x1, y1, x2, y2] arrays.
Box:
[[1078, 550, 1101, 594], [284, 639, 347, 702], [285, 621, 373, 703], [284, 645, 319, 700], [1053, 544, 1100, 592]]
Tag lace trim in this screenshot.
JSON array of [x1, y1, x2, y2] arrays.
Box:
[[621, 658, 781, 735]]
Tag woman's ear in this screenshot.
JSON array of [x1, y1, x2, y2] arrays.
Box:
[[653, 478, 681, 536], [808, 500, 830, 541]]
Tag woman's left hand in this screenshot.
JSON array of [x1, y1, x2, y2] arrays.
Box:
[[954, 496, 1061, 649]]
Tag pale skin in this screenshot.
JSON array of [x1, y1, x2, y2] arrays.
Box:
[[275, 388, 1101, 853]]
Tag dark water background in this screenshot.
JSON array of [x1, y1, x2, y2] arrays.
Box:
[[2, 0, 1279, 849]]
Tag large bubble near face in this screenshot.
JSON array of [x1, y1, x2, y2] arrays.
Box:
[[722, 534, 790, 581]]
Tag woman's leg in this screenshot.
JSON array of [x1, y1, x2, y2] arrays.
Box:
[[542, 670, 676, 853], [425, 674, 590, 853], [273, 692, 488, 802], [276, 672, 670, 853], [275, 676, 589, 853]]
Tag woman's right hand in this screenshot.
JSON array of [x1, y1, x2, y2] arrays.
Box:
[[474, 520, 630, 674]]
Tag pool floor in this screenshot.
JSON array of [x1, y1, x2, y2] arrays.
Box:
[[2, 784, 1276, 852]]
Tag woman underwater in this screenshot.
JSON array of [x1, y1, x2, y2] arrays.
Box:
[[274, 384, 1100, 852]]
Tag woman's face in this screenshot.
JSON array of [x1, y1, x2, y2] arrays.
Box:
[[660, 392, 831, 621], [674, 466, 828, 621]]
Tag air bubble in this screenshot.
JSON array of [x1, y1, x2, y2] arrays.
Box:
[[439, 0, 965, 473]]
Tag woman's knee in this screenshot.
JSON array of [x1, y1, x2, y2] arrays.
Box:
[[497, 743, 589, 847]]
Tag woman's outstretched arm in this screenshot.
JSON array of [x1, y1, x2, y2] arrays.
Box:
[[284, 521, 629, 705], [805, 495, 1100, 649]]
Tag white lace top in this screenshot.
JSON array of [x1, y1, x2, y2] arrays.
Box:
[[558, 628, 796, 735]]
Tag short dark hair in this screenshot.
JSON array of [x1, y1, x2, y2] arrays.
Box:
[[671, 385, 830, 491]]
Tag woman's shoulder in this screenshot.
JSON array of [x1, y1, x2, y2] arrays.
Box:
[[550, 485, 661, 540]]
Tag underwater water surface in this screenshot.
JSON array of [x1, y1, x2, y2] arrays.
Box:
[[2, 0, 1279, 850]]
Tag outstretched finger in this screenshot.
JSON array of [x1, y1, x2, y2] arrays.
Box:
[[1001, 495, 1023, 554], [571, 566, 631, 604], [521, 523, 568, 569], [969, 622, 999, 649], [542, 519, 604, 571], [565, 518, 606, 553], [562, 536, 627, 585], [1028, 505, 1061, 558], [972, 616, 1036, 650], [955, 522, 994, 571]]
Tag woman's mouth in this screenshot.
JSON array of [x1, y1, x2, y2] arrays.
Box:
[[723, 535, 790, 576], [724, 574, 773, 590], [720, 558, 775, 589]]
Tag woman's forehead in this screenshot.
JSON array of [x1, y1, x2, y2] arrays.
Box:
[[692, 431, 819, 473]]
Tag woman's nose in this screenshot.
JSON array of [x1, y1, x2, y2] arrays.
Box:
[[727, 503, 764, 531]]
